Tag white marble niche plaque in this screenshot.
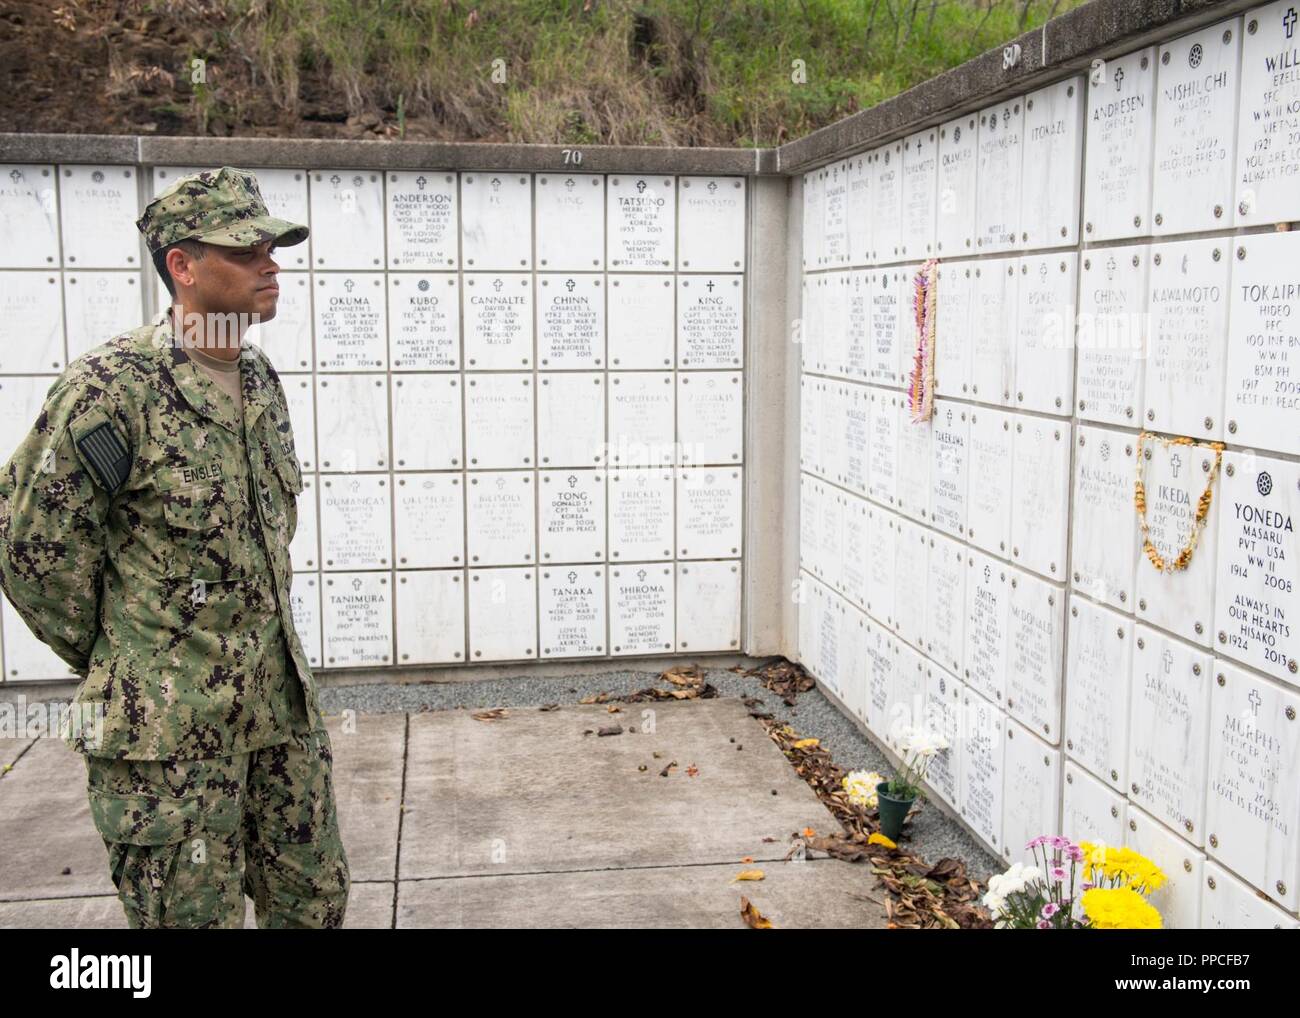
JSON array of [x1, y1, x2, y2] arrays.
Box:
[[289, 476, 318, 571], [315, 274, 386, 370], [900, 128, 937, 259], [1205, 660, 1300, 911], [1006, 567, 1064, 743], [535, 173, 604, 270], [0, 272, 62, 372], [310, 170, 384, 269], [468, 567, 538, 660], [1083, 47, 1157, 241], [461, 172, 532, 270], [677, 467, 742, 560], [1151, 18, 1242, 235], [1076, 245, 1147, 426], [1013, 253, 1077, 416], [1125, 805, 1205, 929], [537, 274, 604, 369], [975, 99, 1023, 253], [1071, 426, 1137, 611], [1202, 861, 1300, 929], [467, 472, 536, 567], [289, 573, 322, 668], [608, 275, 674, 369], [1224, 231, 1300, 456], [538, 372, 604, 467], [1135, 438, 1221, 645], [465, 373, 534, 469], [539, 469, 606, 563], [930, 401, 969, 539], [320, 474, 391, 570], [540, 564, 606, 657], [892, 517, 928, 649], [965, 408, 1013, 558], [869, 269, 901, 386], [0, 164, 58, 267], [609, 469, 674, 561], [1145, 238, 1230, 440], [464, 274, 533, 369], [1214, 452, 1299, 682], [1020, 76, 1084, 249], [388, 274, 459, 370], [678, 275, 743, 368], [1010, 417, 1070, 580], [1128, 626, 1212, 845], [960, 688, 1006, 854], [865, 506, 896, 628], [926, 534, 966, 676], [677, 560, 741, 652], [894, 409, 931, 524], [608, 175, 675, 270], [966, 549, 1010, 707], [610, 562, 674, 654], [386, 171, 458, 269], [1062, 760, 1126, 848], [936, 113, 978, 256], [678, 372, 742, 466], [63, 272, 139, 360], [1001, 721, 1062, 863], [322, 572, 392, 667], [1236, 1, 1300, 225], [678, 176, 745, 271], [59, 165, 138, 268], [845, 155, 871, 266], [934, 262, 972, 398], [869, 142, 903, 262], [608, 372, 674, 466], [393, 473, 465, 568], [316, 375, 388, 471], [971, 257, 1017, 406], [282, 376, 316, 470], [868, 389, 898, 508], [396, 570, 465, 664]]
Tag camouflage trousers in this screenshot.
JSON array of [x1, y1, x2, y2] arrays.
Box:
[[83, 727, 350, 929]]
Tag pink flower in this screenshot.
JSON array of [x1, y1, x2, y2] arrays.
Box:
[[1081, 881, 1094, 892], [1041, 902, 1060, 918], [1026, 835, 1050, 849], [1050, 866, 1067, 881], [1050, 836, 1069, 850], [1036, 919, 1051, 929], [1066, 844, 1083, 862]]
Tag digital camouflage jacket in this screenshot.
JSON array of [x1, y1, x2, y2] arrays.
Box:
[[0, 311, 322, 760]]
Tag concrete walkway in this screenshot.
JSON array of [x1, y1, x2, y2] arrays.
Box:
[[0, 697, 888, 928]]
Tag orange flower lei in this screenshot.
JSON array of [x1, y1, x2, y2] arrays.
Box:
[[1133, 432, 1225, 573]]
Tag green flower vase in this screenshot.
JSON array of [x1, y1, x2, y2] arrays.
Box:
[[876, 781, 915, 842]]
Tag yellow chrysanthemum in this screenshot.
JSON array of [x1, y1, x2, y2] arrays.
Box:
[[1082, 886, 1163, 929], [1078, 843, 1166, 894]]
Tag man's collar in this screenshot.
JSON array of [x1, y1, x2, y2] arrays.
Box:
[[152, 305, 277, 433]]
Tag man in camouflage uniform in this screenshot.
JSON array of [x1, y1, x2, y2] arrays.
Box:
[[0, 167, 349, 928]]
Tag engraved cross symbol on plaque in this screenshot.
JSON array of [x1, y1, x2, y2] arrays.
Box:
[[706, 280, 715, 292], [1002, 107, 1011, 126], [983, 564, 991, 583], [567, 474, 578, 487], [9, 168, 22, 184], [1286, 7, 1297, 38], [1162, 648, 1173, 674], [415, 175, 427, 190], [1113, 66, 1125, 91], [330, 174, 341, 186], [1106, 255, 1116, 281], [1249, 687, 1262, 716], [344, 278, 355, 292], [567, 570, 578, 584], [707, 181, 718, 193], [1170, 453, 1182, 478], [637, 568, 647, 581], [565, 278, 576, 292], [352, 578, 362, 591], [635, 179, 647, 193], [492, 278, 503, 291], [565, 178, 575, 189], [1038, 261, 1048, 282], [490, 177, 501, 190]]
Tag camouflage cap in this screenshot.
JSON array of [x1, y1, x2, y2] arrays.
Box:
[[136, 166, 309, 253]]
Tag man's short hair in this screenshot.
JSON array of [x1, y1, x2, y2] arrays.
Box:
[[152, 238, 208, 298]]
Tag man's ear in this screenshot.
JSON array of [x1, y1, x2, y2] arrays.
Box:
[[165, 246, 197, 289]]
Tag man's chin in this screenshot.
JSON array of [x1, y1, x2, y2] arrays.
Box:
[[251, 296, 279, 323]]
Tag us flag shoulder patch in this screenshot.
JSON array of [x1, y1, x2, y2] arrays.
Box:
[[74, 420, 131, 492]]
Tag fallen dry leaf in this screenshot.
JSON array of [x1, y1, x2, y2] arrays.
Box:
[[471, 708, 507, 722], [732, 869, 765, 882], [740, 896, 774, 929]]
